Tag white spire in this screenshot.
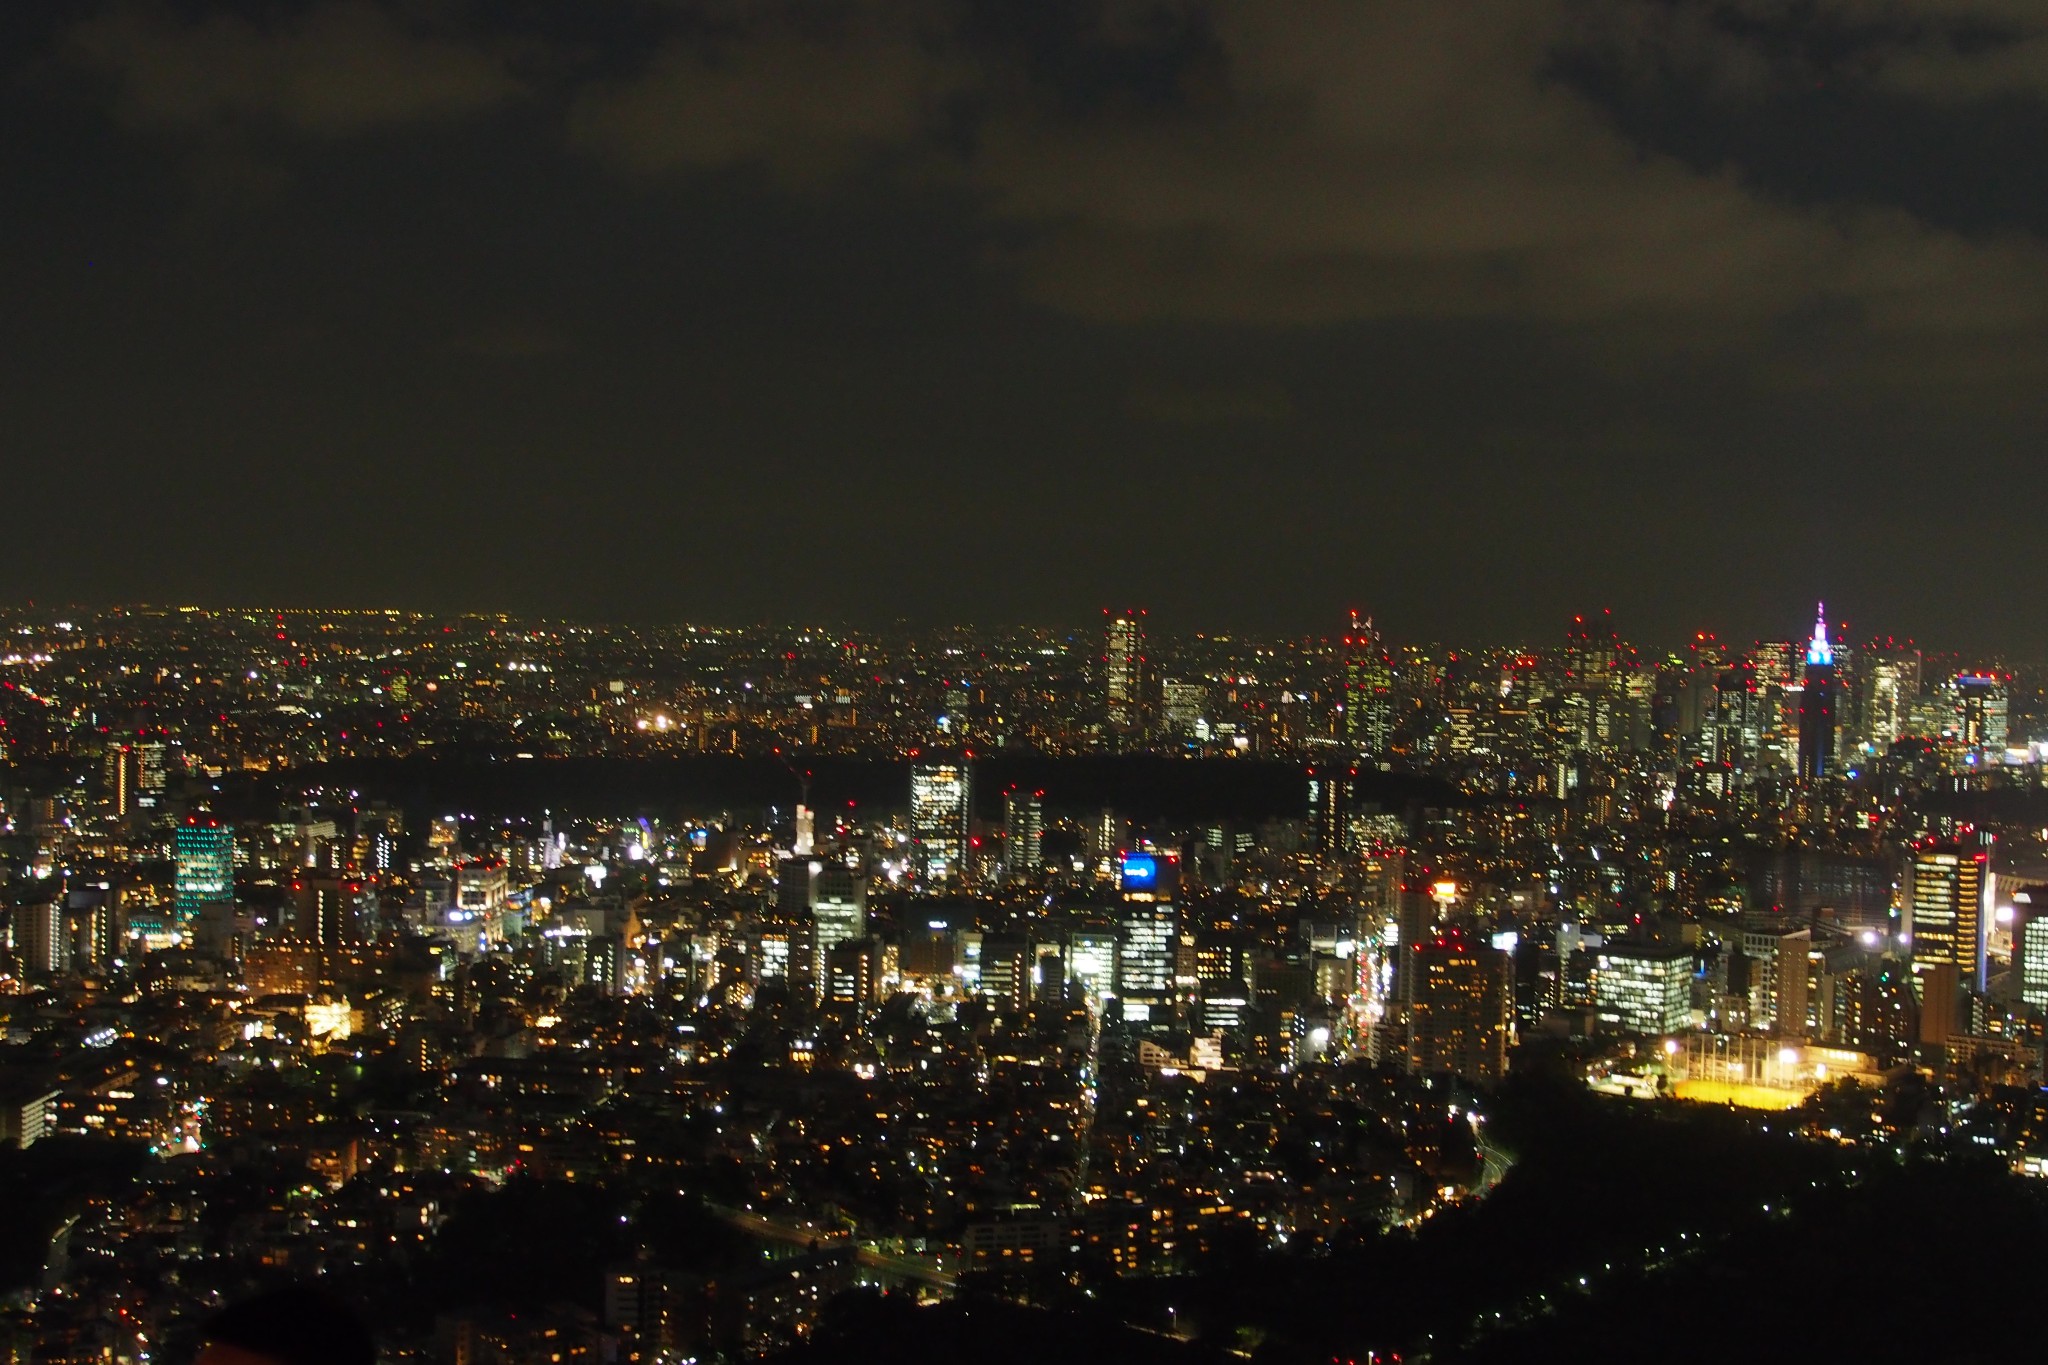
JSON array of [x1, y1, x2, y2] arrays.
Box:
[[1806, 601, 1834, 668]]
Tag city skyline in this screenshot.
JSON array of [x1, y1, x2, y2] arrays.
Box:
[[13, 2, 2048, 1359], [0, 597, 2019, 660], [4, 587, 2048, 1364]]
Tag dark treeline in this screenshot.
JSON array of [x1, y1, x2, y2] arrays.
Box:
[[224, 754, 1455, 828]]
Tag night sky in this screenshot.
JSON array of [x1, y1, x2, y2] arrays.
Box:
[[6, 1, 2048, 648]]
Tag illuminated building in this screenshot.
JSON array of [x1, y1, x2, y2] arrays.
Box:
[[823, 939, 879, 1008], [1737, 922, 1812, 1036], [0, 1085, 59, 1150], [1404, 930, 1512, 1083], [1104, 609, 1149, 746], [1004, 788, 1043, 883], [1904, 842, 1990, 991], [809, 864, 867, 992], [1705, 661, 1764, 784], [977, 934, 1029, 1011], [1341, 610, 1394, 752], [102, 744, 137, 818], [288, 874, 375, 945], [1067, 927, 1118, 1002], [1593, 942, 1694, 1036], [1160, 678, 1206, 739], [1953, 673, 2009, 756], [1117, 853, 1178, 1019], [136, 740, 170, 806], [453, 859, 509, 941], [2012, 888, 2048, 1012], [173, 815, 234, 930], [1797, 602, 1836, 782], [1856, 649, 1919, 752], [909, 756, 972, 885], [15, 900, 67, 976]]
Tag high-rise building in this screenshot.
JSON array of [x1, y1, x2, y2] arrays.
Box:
[[1797, 602, 1837, 782], [136, 741, 171, 807], [1593, 942, 1694, 1036], [1855, 647, 1920, 754], [288, 874, 375, 945], [173, 815, 234, 931], [102, 744, 138, 819], [909, 756, 972, 886], [14, 901, 67, 976], [1104, 609, 1149, 746], [2011, 887, 2048, 1013], [1904, 842, 1990, 992], [453, 859, 510, 939], [1738, 922, 1813, 1035], [782, 858, 867, 994], [1067, 927, 1118, 1002], [1708, 662, 1764, 781], [1307, 766, 1352, 854], [1404, 929, 1512, 1083], [1116, 853, 1178, 1020], [1341, 611, 1394, 752], [1160, 678, 1207, 740], [1953, 674, 2009, 757], [1004, 788, 1043, 884]]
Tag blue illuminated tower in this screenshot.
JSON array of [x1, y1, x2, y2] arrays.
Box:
[[1797, 602, 1837, 782]]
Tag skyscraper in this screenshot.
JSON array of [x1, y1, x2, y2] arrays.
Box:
[[173, 814, 234, 931], [1904, 841, 1989, 992], [909, 756, 972, 887], [1104, 609, 1148, 747], [1341, 611, 1394, 752], [1003, 788, 1043, 884], [1797, 602, 1837, 782], [102, 744, 138, 819], [1115, 852, 1178, 1021], [782, 858, 868, 996], [288, 874, 375, 945], [1593, 942, 1694, 1036], [1404, 928, 1513, 1084], [1953, 673, 2009, 757], [2011, 887, 2048, 1013]]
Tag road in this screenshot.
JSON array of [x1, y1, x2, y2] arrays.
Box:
[[708, 1204, 959, 1291]]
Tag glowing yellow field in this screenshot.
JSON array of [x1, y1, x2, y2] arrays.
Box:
[[1671, 1079, 1809, 1110]]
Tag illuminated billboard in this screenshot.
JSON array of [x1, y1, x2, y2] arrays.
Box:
[[1120, 854, 1160, 889]]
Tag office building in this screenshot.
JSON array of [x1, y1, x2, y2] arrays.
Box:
[[173, 815, 234, 931], [1594, 941, 1694, 1036], [1404, 930, 1512, 1083], [782, 858, 867, 995], [1904, 842, 1989, 992], [14, 900, 67, 976], [1953, 673, 2009, 756], [288, 875, 375, 946], [2012, 888, 2048, 1013], [1004, 788, 1043, 884], [1067, 927, 1118, 1002], [1341, 610, 1394, 752], [1116, 853, 1178, 1019], [103, 744, 138, 819], [909, 756, 973, 886], [1104, 609, 1148, 746]]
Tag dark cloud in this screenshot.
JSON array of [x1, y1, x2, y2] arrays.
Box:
[[1126, 378, 1292, 426], [6, 0, 2048, 647], [69, 2, 521, 135]]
